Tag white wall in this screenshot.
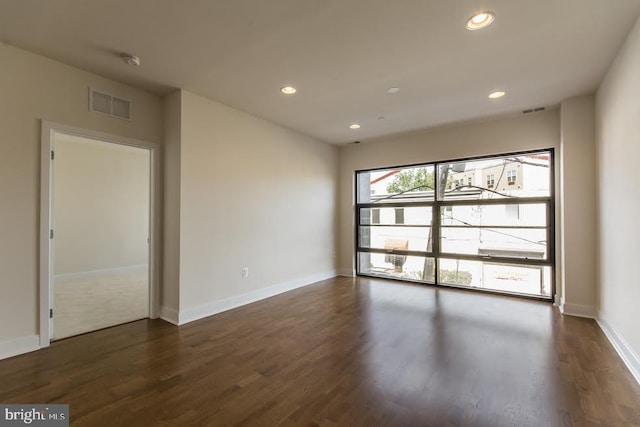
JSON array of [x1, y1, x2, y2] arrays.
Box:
[[54, 135, 150, 275], [0, 43, 162, 351], [596, 17, 640, 366], [559, 96, 597, 316], [338, 110, 562, 290], [162, 91, 182, 315], [164, 90, 338, 323]]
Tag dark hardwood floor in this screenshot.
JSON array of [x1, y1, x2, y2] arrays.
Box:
[[1, 276, 639, 426]]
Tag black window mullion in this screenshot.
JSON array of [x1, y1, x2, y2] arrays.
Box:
[[438, 252, 551, 267], [355, 149, 555, 301], [358, 247, 433, 258], [358, 201, 434, 208], [440, 225, 548, 229], [437, 197, 552, 207], [433, 203, 439, 285], [547, 200, 555, 268], [365, 224, 432, 228]]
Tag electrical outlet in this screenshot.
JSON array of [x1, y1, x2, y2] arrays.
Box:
[[242, 267, 249, 278]]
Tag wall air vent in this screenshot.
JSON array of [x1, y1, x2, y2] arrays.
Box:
[[89, 88, 132, 120], [522, 107, 546, 115]]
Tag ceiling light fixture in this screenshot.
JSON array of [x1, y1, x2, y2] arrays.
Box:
[[122, 54, 141, 66], [387, 87, 400, 94], [280, 86, 297, 95], [488, 91, 506, 99], [465, 11, 495, 30], [350, 123, 361, 129]]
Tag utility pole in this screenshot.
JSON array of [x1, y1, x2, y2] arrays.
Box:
[[422, 165, 450, 282]]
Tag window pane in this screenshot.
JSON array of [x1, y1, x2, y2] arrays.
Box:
[[356, 171, 373, 203], [440, 227, 547, 259], [359, 252, 435, 282], [439, 259, 551, 297], [372, 208, 380, 224], [359, 226, 432, 252], [438, 151, 551, 200], [360, 206, 432, 226], [357, 165, 435, 204], [355, 150, 554, 300], [441, 203, 547, 227]]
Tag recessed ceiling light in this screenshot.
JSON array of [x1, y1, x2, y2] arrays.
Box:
[[488, 91, 506, 99], [350, 123, 361, 129], [280, 86, 297, 95], [387, 87, 400, 94], [466, 11, 495, 30]]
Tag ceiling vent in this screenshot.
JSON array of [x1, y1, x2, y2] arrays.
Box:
[[89, 88, 132, 120], [522, 107, 545, 115]]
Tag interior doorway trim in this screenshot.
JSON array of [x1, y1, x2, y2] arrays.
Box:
[[39, 120, 161, 348]]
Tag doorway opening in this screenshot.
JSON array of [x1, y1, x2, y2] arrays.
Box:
[[40, 122, 159, 345]]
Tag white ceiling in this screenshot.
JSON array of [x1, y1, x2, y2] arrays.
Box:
[[1, 0, 640, 144]]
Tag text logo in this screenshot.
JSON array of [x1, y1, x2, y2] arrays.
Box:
[[0, 405, 68, 426]]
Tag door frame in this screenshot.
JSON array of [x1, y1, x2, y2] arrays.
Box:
[[39, 120, 161, 347]]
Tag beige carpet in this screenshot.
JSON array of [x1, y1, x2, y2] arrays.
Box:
[[53, 266, 149, 340]]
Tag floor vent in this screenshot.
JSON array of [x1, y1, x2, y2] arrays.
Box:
[[89, 88, 132, 120]]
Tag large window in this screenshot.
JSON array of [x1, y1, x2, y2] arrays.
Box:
[[356, 150, 554, 299]]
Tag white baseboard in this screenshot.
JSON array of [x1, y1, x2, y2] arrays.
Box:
[[160, 306, 179, 325], [596, 313, 640, 386], [178, 270, 337, 325], [337, 267, 354, 277], [55, 264, 148, 283], [560, 299, 596, 318], [0, 335, 40, 361]]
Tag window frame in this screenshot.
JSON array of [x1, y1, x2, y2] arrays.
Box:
[[354, 148, 555, 301], [487, 173, 495, 188]]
